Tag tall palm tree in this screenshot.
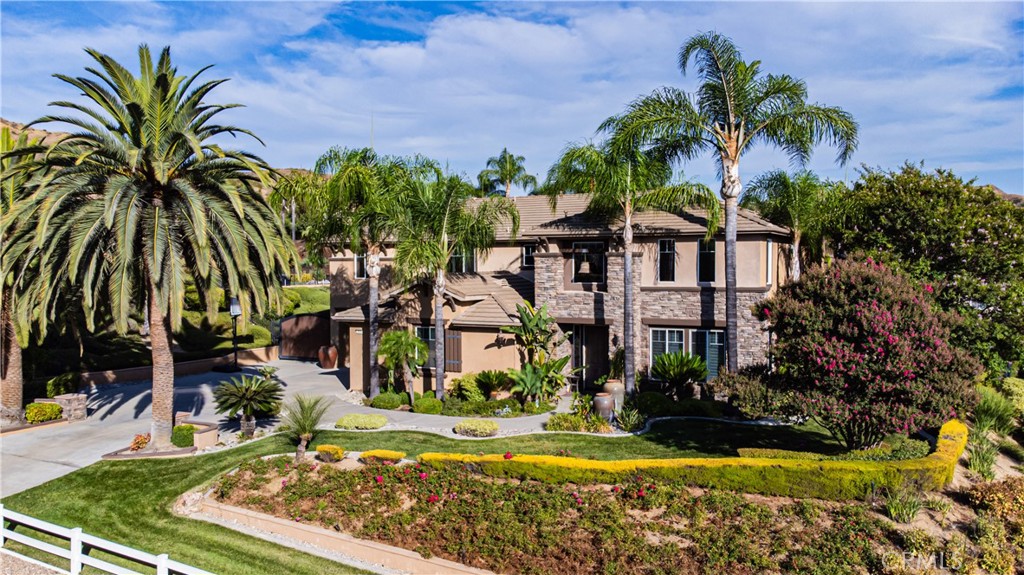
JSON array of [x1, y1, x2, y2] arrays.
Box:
[[268, 172, 307, 242], [601, 31, 857, 372], [15, 45, 294, 448], [393, 171, 519, 398], [740, 170, 838, 281], [0, 127, 45, 424], [545, 141, 719, 395], [302, 148, 428, 398], [477, 148, 538, 197]]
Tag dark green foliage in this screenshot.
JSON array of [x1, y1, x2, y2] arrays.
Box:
[[474, 370, 510, 396], [412, 397, 443, 414], [650, 352, 707, 399], [836, 165, 1024, 375], [711, 364, 801, 421], [45, 372, 79, 397], [24, 402, 62, 424], [635, 392, 726, 418], [171, 425, 197, 448], [759, 258, 980, 449], [448, 373, 486, 402], [974, 386, 1018, 436], [370, 392, 403, 410], [213, 375, 284, 419]]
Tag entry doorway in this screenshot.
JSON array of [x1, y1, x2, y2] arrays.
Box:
[[564, 324, 609, 386]]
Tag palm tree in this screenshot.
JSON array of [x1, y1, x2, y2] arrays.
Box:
[[600, 31, 857, 372], [280, 394, 331, 463], [477, 148, 538, 197], [213, 374, 284, 438], [740, 170, 838, 281], [16, 45, 294, 448], [0, 127, 45, 424], [378, 329, 428, 405], [302, 148, 429, 398], [545, 141, 719, 395], [393, 171, 520, 399], [269, 171, 308, 243]]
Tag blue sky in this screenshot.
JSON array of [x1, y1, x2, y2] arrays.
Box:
[[2, 1, 1022, 195]]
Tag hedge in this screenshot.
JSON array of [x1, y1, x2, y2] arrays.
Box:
[[171, 424, 196, 448], [316, 444, 345, 462], [359, 449, 406, 463], [25, 402, 63, 424], [454, 419, 499, 437], [418, 420, 969, 501], [335, 414, 388, 430]]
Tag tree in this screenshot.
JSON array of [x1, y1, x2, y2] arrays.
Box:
[[477, 148, 538, 197], [280, 394, 331, 463], [213, 374, 284, 438], [268, 172, 308, 243], [501, 302, 566, 365], [393, 171, 520, 399], [302, 148, 427, 398], [835, 165, 1024, 376], [378, 329, 428, 405], [740, 170, 841, 280], [601, 31, 858, 372], [14, 45, 294, 448], [758, 258, 980, 449], [545, 141, 719, 395]]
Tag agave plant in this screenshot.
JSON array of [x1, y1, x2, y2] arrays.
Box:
[[280, 395, 332, 463], [651, 352, 708, 400], [508, 364, 547, 407], [213, 375, 284, 438]]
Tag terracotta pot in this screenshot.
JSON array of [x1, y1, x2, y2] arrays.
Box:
[[603, 379, 625, 411], [318, 345, 338, 369], [593, 393, 614, 421]]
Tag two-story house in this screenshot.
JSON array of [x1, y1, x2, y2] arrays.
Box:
[[329, 195, 790, 394]]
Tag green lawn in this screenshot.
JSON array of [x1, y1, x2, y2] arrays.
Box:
[[1, 421, 839, 574]]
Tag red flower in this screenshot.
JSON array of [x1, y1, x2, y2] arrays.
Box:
[[427, 494, 440, 503], [419, 472, 428, 480], [637, 489, 646, 498], [612, 486, 621, 493], [374, 475, 384, 484], [503, 451, 514, 460], [924, 284, 934, 293]]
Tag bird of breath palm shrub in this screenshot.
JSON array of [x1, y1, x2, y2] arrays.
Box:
[[758, 258, 980, 449]]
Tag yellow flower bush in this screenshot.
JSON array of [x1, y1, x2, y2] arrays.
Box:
[[359, 449, 406, 463]]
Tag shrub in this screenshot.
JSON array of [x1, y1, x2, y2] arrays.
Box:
[[650, 352, 706, 400], [171, 424, 196, 448], [45, 372, 79, 397], [449, 374, 486, 402], [545, 413, 586, 432], [475, 370, 509, 396], [129, 433, 150, 452], [316, 444, 345, 462], [615, 406, 645, 432], [966, 435, 998, 480], [335, 414, 387, 430], [441, 398, 525, 417], [370, 391, 403, 410], [967, 477, 1024, 527], [454, 419, 499, 437], [974, 385, 1018, 436], [635, 393, 725, 419], [712, 364, 801, 421], [996, 377, 1024, 419], [359, 449, 405, 463], [398, 391, 423, 406], [412, 397, 443, 414], [883, 485, 923, 523], [758, 258, 981, 449], [24, 402, 62, 424], [521, 401, 555, 415]]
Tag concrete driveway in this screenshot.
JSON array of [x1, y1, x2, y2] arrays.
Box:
[[0, 360, 350, 497]]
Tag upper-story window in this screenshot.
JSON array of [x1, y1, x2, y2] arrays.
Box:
[[447, 247, 476, 273], [658, 239, 675, 282], [572, 242, 606, 283], [354, 253, 367, 279], [521, 245, 536, 269], [766, 239, 774, 285], [697, 239, 716, 283]]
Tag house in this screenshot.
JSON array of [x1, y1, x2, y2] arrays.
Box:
[[329, 195, 791, 394]]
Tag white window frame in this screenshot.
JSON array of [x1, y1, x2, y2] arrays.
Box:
[[697, 239, 716, 284], [657, 239, 675, 283], [521, 244, 536, 269], [649, 327, 687, 368], [447, 247, 476, 273], [354, 253, 367, 279], [766, 239, 774, 285], [690, 328, 725, 380]]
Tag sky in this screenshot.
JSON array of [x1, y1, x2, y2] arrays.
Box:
[[2, 1, 1022, 196]]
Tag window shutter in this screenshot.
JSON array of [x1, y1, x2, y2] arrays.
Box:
[[445, 329, 462, 372]]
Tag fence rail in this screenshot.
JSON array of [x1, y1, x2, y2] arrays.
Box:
[[0, 504, 214, 575]]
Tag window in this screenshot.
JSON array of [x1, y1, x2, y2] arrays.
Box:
[[447, 247, 476, 273], [354, 253, 367, 279], [415, 326, 436, 366], [766, 239, 774, 285], [521, 245, 536, 269], [572, 242, 606, 283], [650, 328, 686, 363], [691, 329, 725, 380], [658, 239, 675, 282], [697, 239, 716, 283]]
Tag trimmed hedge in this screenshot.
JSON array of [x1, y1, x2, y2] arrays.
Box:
[[25, 402, 63, 424], [412, 397, 443, 414], [738, 435, 931, 462], [419, 420, 969, 501], [335, 414, 388, 430], [316, 444, 345, 462], [359, 449, 406, 463], [370, 392, 403, 410], [454, 419, 499, 437], [171, 424, 196, 448]]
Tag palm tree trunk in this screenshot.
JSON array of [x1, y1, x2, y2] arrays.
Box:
[[402, 362, 415, 405], [367, 248, 381, 398], [295, 436, 308, 464], [505, 180, 511, 198], [0, 290, 24, 425], [290, 198, 296, 242], [433, 269, 446, 400], [722, 157, 742, 373], [790, 231, 802, 282], [623, 211, 636, 396], [148, 284, 175, 449]]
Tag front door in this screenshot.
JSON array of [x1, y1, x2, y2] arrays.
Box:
[[566, 324, 609, 385]]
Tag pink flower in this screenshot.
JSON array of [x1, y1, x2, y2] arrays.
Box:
[[427, 494, 440, 503], [924, 284, 934, 293], [763, 308, 771, 317], [374, 475, 384, 484], [404, 468, 411, 474], [503, 451, 514, 460], [449, 493, 457, 500], [419, 472, 428, 480]]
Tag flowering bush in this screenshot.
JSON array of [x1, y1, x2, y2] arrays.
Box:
[[359, 449, 405, 463], [316, 445, 345, 462], [129, 433, 150, 452], [758, 258, 980, 448]]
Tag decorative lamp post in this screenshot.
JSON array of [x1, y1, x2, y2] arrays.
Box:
[[229, 297, 242, 371]]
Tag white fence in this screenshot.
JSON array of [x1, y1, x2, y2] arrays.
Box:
[[0, 504, 214, 575]]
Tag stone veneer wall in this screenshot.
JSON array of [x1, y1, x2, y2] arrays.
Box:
[[535, 250, 769, 371]]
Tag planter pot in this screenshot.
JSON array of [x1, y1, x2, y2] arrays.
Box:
[[593, 393, 614, 422], [318, 345, 338, 369], [602, 379, 625, 411]]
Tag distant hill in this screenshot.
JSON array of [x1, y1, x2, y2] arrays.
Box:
[[1, 117, 67, 146], [988, 184, 1024, 207]]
